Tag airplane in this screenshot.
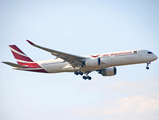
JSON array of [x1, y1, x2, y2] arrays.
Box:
[[2, 40, 158, 80]]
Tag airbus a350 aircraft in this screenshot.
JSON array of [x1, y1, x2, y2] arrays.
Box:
[[2, 40, 158, 80]]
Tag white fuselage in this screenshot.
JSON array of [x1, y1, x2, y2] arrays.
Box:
[[21, 49, 156, 73]]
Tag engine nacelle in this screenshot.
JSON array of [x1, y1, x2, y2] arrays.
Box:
[[85, 58, 101, 67], [99, 67, 117, 76]]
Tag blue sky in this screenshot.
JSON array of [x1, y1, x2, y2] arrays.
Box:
[[0, 0, 159, 120]]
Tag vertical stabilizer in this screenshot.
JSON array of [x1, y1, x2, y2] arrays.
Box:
[[9, 45, 34, 65]]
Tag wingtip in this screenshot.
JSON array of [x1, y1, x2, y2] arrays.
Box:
[[26, 40, 34, 45]]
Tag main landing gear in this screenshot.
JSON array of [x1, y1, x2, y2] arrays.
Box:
[[146, 62, 151, 70], [74, 71, 83, 75], [82, 76, 92, 80], [74, 71, 92, 80]]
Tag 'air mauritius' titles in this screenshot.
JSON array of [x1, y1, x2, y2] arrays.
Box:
[[91, 51, 136, 58]]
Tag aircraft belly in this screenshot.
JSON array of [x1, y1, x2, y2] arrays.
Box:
[[41, 62, 68, 73], [80, 65, 107, 72]]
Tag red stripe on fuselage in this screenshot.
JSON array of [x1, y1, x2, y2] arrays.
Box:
[[17, 62, 41, 68]]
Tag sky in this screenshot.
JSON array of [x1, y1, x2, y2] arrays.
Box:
[[0, 0, 159, 120]]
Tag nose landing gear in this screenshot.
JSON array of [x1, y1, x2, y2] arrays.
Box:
[[146, 62, 151, 70]]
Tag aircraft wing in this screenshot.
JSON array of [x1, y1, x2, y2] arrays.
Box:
[[26, 40, 86, 68]]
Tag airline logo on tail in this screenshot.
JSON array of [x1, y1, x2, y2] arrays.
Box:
[[2, 45, 47, 73], [9, 45, 34, 64], [9, 45, 40, 68]]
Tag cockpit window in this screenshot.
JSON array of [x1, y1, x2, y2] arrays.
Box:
[[148, 52, 153, 54]]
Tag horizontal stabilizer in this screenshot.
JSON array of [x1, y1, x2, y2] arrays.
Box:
[[2, 62, 28, 68]]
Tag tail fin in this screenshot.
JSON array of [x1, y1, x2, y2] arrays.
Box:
[[9, 45, 34, 65]]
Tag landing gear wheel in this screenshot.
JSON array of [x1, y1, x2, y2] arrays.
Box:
[[82, 76, 92, 80], [82, 71, 92, 80], [83, 76, 87, 80], [87, 76, 92, 80], [79, 71, 83, 75], [74, 71, 79, 75], [146, 66, 149, 70]]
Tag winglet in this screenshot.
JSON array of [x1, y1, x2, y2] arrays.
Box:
[[26, 40, 34, 45]]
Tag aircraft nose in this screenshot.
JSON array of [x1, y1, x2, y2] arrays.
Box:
[[154, 55, 158, 60]]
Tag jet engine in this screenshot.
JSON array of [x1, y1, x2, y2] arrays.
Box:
[[99, 67, 117, 76], [85, 58, 101, 67]]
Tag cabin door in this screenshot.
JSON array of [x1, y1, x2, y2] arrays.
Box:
[[138, 51, 142, 56]]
